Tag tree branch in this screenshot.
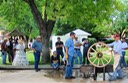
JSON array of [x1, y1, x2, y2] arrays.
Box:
[[25, 0, 44, 30]]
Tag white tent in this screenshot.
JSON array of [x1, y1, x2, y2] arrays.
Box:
[[64, 29, 91, 37], [51, 29, 91, 54]]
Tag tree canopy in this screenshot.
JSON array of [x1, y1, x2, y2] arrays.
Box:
[[0, 0, 124, 37], [111, 0, 128, 38]]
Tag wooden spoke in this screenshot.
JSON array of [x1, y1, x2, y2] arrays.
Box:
[[87, 42, 112, 68], [92, 58, 97, 64], [90, 56, 96, 59], [100, 45, 102, 52], [99, 43, 103, 51], [97, 59, 100, 66], [89, 52, 96, 55], [101, 59, 105, 66], [91, 48, 97, 53], [102, 57, 109, 63], [104, 54, 110, 58], [102, 45, 108, 51]]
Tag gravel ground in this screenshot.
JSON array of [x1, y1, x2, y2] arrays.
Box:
[[0, 69, 128, 83]]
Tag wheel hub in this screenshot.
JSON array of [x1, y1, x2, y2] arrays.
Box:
[[96, 52, 103, 58]]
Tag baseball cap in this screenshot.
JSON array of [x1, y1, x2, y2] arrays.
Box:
[[114, 34, 120, 38]]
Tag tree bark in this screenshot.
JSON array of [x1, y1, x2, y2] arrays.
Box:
[[25, 0, 55, 63]]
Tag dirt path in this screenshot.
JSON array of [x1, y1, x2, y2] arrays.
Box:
[[0, 70, 128, 83]]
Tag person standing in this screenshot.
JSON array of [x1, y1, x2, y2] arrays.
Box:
[[82, 38, 91, 65], [7, 38, 14, 63], [121, 37, 128, 68], [107, 34, 123, 81], [74, 37, 82, 64], [55, 37, 64, 60], [12, 38, 29, 66], [65, 32, 76, 79], [1, 39, 8, 64], [32, 36, 43, 72]]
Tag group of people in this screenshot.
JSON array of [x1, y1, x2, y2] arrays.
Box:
[[107, 34, 128, 81], [52, 32, 128, 81], [0, 32, 128, 81], [0, 35, 29, 66], [50, 32, 91, 79], [0, 35, 42, 72], [50, 34, 91, 71]]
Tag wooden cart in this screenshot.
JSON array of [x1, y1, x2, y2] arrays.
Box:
[[80, 42, 113, 80]]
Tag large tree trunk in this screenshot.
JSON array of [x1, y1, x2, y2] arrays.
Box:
[[40, 20, 55, 63], [25, 0, 55, 63]]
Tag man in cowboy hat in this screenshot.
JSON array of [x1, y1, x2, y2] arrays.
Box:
[[107, 34, 123, 81], [32, 36, 43, 72]]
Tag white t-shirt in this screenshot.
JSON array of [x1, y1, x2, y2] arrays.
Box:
[[122, 42, 128, 52], [74, 40, 81, 49], [6, 41, 10, 46]]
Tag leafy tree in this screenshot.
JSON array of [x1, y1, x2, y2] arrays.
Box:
[[0, 0, 124, 63], [112, 10, 128, 38], [112, 0, 128, 38]]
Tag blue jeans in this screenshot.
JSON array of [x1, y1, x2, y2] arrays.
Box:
[[57, 50, 64, 58], [75, 49, 82, 64], [120, 51, 127, 68], [113, 57, 123, 79], [65, 55, 74, 78], [51, 63, 59, 69], [2, 51, 7, 64], [34, 51, 40, 70]]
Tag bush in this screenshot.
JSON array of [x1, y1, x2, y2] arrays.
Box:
[[88, 38, 97, 44], [104, 40, 114, 44]]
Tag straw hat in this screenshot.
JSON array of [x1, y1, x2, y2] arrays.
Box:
[[36, 36, 41, 39]]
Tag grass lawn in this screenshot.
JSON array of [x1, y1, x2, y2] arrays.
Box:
[[0, 50, 128, 65], [0, 51, 42, 65]]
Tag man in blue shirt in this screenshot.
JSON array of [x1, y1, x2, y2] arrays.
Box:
[[65, 32, 76, 79], [107, 34, 123, 81], [32, 36, 43, 72]]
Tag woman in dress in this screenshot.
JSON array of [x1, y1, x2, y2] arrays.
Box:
[[12, 37, 29, 66]]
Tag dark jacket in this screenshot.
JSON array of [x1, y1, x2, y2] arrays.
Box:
[[83, 43, 91, 55], [1, 41, 7, 52], [51, 55, 60, 64]]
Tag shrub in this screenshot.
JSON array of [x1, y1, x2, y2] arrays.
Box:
[[88, 38, 97, 44], [104, 40, 114, 44]]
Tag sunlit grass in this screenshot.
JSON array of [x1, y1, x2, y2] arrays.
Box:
[[0, 50, 128, 65]]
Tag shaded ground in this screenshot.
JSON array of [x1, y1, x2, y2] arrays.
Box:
[[0, 69, 128, 83]]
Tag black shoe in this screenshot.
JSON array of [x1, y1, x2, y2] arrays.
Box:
[[35, 69, 41, 72], [38, 69, 41, 71], [117, 76, 123, 79], [65, 77, 71, 79], [35, 70, 38, 72], [71, 76, 75, 79]]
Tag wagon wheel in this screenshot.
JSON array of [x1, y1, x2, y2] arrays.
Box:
[[87, 42, 112, 68]]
